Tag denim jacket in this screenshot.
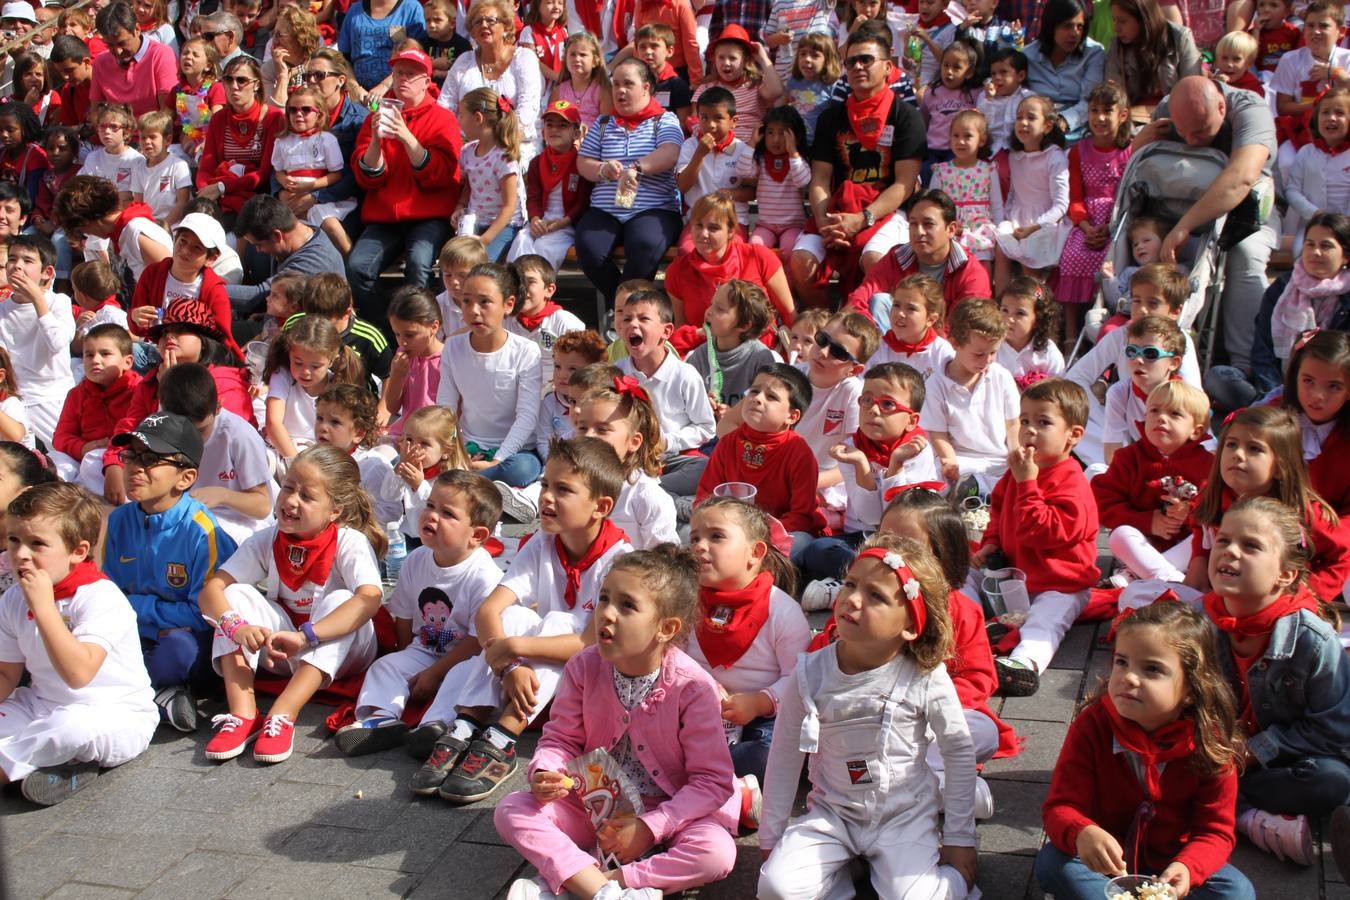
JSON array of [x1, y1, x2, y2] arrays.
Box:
[[1216, 609, 1350, 766]]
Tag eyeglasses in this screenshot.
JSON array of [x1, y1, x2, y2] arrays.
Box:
[[859, 393, 915, 415], [286, 105, 319, 115], [122, 448, 189, 470], [201, 29, 229, 39], [302, 70, 339, 83], [471, 15, 503, 27], [1124, 344, 1179, 361], [844, 53, 879, 68], [813, 330, 858, 364], [223, 75, 257, 87]]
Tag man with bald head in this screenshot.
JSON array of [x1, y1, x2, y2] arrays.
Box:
[[1133, 75, 1277, 372]]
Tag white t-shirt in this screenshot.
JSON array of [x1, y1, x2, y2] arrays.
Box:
[[0, 578, 155, 710], [0, 290, 75, 402], [78, 147, 144, 193], [684, 585, 811, 704], [617, 351, 716, 454], [996, 340, 1066, 387], [675, 136, 755, 224], [610, 472, 679, 550], [74, 301, 129, 341], [505, 306, 585, 387], [1270, 47, 1350, 106], [0, 395, 31, 448], [388, 545, 502, 644], [352, 446, 401, 525], [85, 217, 173, 284], [222, 525, 381, 619], [378, 465, 433, 540], [496, 529, 633, 633], [197, 408, 275, 545], [163, 271, 202, 308], [841, 437, 941, 534], [435, 290, 465, 340], [869, 336, 956, 382], [435, 331, 542, 458], [130, 153, 192, 222], [266, 369, 321, 447], [797, 374, 862, 512], [921, 361, 1020, 468]]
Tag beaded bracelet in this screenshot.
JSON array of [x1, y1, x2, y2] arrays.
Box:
[[217, 611, 249, 644]]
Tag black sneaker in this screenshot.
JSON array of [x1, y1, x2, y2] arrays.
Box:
[[437, 736, 518, 804], [334, 716, 410, 756], [995, 657, 1040, 697], [21, 762, 99, 806], [154, 685, 198, 733], [410, 731, 472, 796], [405, 719, 448, 759]]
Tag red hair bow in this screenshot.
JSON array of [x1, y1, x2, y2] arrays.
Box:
[[1221, 406, 1248, 427], [496, 94, 514, 115], [1294, 328, 1320, 354], [613, 375, 650, 404]]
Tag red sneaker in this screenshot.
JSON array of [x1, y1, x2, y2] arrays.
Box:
[[253, 713, 297, 764], [204, 713, 264, 761]]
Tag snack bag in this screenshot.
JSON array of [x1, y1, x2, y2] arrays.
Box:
[[563, 748, 646, 870]]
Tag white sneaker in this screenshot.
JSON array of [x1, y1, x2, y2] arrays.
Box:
[[801, 578, 842, 612], [738, 773, 762, 831], [506, 876, 568, 900], [1107, 567, 1131, 590], [1242, 809, 1315, 866], [494, 480, 539, 522], [974, 775, 994, 821]]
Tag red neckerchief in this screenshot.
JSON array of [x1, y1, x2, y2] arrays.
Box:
[[556, 519, 628, 609], [697, 571, 774, 668], [845, 85, 896, 152], [734, 423, 794, 468], [1314, 137, 1350, 156], [611, 97, 666, 130], [533, 21, 567, 69], [84, 296, 121, 313], [1202, 588, 1322, 639], [884, 326, 938, 354], [423, 463, 442, 479], [537, 145, 576, 198], [682, 235, 745, 287], [291, 124, 323, 139], [710, 131, 735, 153], [763, 151, 791, 181], [919, 12, 948, 27], [852, 426, 924, 467], [518, 300, 562, 332], [109, 202, 156, 254], [273, 522, 339, 592], [52, 559, 109, 600], [225, 100, 264, 143], [657, 62, 677, 80], [1100, 694, 1197, 802]]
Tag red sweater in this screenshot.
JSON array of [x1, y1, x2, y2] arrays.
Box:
[[695, 423, 820, 534], [196, 103, 284, 213], [131, 259, 241, 360], [102, 365, 255, 469], [1091, 437, 1213, 548], [1308, 421, 1350, 517], [52, 369, 142, 459], [981, 457, 1100, 595], [353, 95, 463, 223], [845, 240, 991, 320], [524, 152, 593, 223], [1044, 700, 1238, 887]]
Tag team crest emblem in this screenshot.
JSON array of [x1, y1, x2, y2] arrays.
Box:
[[288, 546, 308, 567], [707, 606, 734, 629], [824, 409, 844, 434], [166, 563, 188, 588], [846, 759, 872, 784]]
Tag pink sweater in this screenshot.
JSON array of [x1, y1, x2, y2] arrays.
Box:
[[528, 645, 739, 842]]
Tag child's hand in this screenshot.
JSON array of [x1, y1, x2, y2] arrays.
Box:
[[75, 309, 95, 327], [721, 691, 765, 725], [1150, 509, 1183, 540], [1100, 259, 1114, 279], [407, 665, 444, 704], [190, 486, 231, 509], [265, 629, 308, 666], [130, 305, 161, 330], [1075, 824, 1127, 877], [764, 30, 791, 48], [17, 566, 54, 609], [889, 435, 926, 471], [103, 466, 127, 505], [395, 459, 424, 489], [234, 623, 272, 654], [1160, 861, 1191, 898], [1161, 496, 1192, 523], [469, 458, 495, 472], [530, 769, 574, 803], [528, 216, 549, 238], [828, 442, 868, 470], [709, 394, 728, 420], [389, 349, 411, 379], [598, 815, 656, 864], [1008, 444, 1038, 482], [8, 269, 41, 304], [938, 845, 978, 888], [985, 79, 997, 98], [482, 635, 518, 673], [784, 127, 798, 157], [449, 208, 464, 228], [752, 41, 773, 66], [971, 543, 999, 569], [502, 663, 540, 720], [1012, 224, 1040, 240], [939, 456, 960, 483]]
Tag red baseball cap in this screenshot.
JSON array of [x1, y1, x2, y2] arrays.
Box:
[[542, 100, 581, 125], [388, 49, 433, 77]]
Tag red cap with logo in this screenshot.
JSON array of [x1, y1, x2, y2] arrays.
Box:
[[542, 99, 581, 125], [388, 49, 433, 77]]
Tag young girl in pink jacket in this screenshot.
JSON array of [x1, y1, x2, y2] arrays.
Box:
[[494, 546, 740, 900]]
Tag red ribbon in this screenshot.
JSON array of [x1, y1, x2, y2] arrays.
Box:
[[613, 374, 650, 405]]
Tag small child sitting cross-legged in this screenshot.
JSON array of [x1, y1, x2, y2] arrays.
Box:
[[50, 323, 140, 492]]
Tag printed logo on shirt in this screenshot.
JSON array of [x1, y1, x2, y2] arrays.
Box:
[[158, 174, 171, 193], [823, 409, 844, 434], [166, 562, 188, 588], [288, 545, 308, 568], [218, 468, 237, 482], [846, 759, 873, 784], [740, 439, 767, 469], [117, 166, 132, 185], [582, 597, 596, 612], [707, 606, 734, 629]]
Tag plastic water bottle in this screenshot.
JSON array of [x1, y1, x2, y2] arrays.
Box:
[[384, 523, 406, 585]]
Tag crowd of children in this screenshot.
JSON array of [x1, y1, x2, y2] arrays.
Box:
[[5, 0, 1350, 898]]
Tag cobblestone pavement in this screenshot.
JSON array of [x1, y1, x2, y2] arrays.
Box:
[[2, 619, 1345, 899]]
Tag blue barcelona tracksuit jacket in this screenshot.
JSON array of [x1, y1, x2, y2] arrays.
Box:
[[104, 493, 238, 640]]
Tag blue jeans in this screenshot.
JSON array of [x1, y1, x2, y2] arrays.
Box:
[[798, 531, 867, 583], [868, 292, 892, 327], [347, 218, 452, 329], [1241, 755, 1350, 818], [480, 449, 543, 488], [731, 715, 775, 782], [1034, 844, 1254, 900], [1203, 366, 1260, 423], [466, 221, 520, 263], [141, 628, 215, 690]]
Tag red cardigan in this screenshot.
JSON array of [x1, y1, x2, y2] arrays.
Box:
[[949, 588, 1019, 757], [131, 258, 241, 360], [353, 95, 463, 223], [1044, 700, 1238, 887], [1091, 437, 1213, 548], [196, 103, 284, 213], [845, 240, 991, 321], [1308, 421, 1350, 517], [525, 151, 593, 223], [980, 457, 1100, 595], [695, 423, 820, 534], [52, 369, 142, 459], [102, 365, 256, 470]]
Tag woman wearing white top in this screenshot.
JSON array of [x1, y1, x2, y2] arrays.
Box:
[[438, 0, 543, 158]]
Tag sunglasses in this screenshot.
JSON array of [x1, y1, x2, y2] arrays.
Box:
[[223, 75, 256, 86], [814, 330, 858, 364], [844, 53, 879, 68], [201, 30, 229, 39], [286, 105, 319, 116], [859, 393, 914, 416], [122, 448, 190, 470], [1124, 344, 1178, 362], [302, 70, 339, 82]]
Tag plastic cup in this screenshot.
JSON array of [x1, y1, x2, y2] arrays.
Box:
[[713, 482, 757, 503], [1104, 875, 1176, 900], [244, 341, 269, 381], [982, 567, 1030, 616]]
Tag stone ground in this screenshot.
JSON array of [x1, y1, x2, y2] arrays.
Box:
[[2, 616, 1346, 900]]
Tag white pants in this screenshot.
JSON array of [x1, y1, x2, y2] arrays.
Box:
[[50, 448, 107, 494], [23, 397, 61, 449], [0, 686, 157, 780], [506, 226, 575, 270], [758, 802, 972, 900], [1109, 526, 1193, 584], [792, 213, 909, 265], [419, 604, 573, 725], [926, 710, 1000, 773], [355, 642, 447, 720], [1010, 589, 1091, 673], [211, 583, 377, 683]]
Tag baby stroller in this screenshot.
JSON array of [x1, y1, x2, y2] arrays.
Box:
[[1067, 140, 1266, 371]]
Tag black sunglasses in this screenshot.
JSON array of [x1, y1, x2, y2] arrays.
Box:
[[814, 330, 858, 364], [844, 53, 879, 68]]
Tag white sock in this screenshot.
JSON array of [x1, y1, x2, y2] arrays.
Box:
[[483, 724, 516, 750], [448, 717, 478, 742]]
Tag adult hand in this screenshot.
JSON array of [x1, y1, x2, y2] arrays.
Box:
[[599, 159, 625, 181], [1161, 224, 1189, 263], [1135, 117, 1171, 148]]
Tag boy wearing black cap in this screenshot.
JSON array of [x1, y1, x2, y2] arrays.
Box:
[[104, 412, 238, 733]]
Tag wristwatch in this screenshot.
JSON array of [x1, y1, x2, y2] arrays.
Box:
[[632, 161, 644, 177], [301, 622, 320, 648], [861, 208, 875, 228]]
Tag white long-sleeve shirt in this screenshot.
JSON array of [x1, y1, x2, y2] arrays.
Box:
[[1064, 324, 1202, 396], [617, 351, 715, 454], [436, 331, 542, 460], [0, 290, 74, 402], [610, 472, 678, 550], [1284, 142, 1350, 238]]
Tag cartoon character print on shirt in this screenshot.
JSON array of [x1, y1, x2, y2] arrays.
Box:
[[418, 587, 459, 653], [740, 437, 767, 469]]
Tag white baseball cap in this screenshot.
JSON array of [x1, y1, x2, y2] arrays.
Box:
[[0, 2, 37, 23], [173, 213, 228, 251]]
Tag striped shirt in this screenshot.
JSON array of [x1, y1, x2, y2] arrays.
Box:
[[580, 112, 684, 222], [737, 152, 811, 227]]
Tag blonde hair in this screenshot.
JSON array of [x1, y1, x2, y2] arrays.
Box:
[[467, 0, 517, 41], [1215, 29, 1257, 66], [1146, 380, 1211, 433], [561, 32, 609, 89], [575, 381, 665, 478], [460, 87, 522, 162], [947, 297, 1008, 346], [855, 532, 953, 671], [288, 445, 388, 557], [688, 190, 738, 234], [281, 85, 329, 137], [136, 109, 174, 138], [401, 405, 471, 471]]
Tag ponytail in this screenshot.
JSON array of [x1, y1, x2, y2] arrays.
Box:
[[462, 87, 522, 162]]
